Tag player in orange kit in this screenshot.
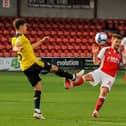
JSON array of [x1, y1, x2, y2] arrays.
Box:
[[65, 33, 123, 118]]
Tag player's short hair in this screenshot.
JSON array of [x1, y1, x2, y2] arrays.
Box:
[[13, 18, 27, 30], [112, 33, 122, 40]]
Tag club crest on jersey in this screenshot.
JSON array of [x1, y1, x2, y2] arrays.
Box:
[[107, 56, 120, 63]]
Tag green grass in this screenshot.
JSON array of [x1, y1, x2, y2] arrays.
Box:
[[0, 70, 126, 126]]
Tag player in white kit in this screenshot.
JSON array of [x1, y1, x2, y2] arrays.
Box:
[[65, 33, 123, 118]]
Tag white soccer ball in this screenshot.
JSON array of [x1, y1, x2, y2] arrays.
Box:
[[95, 32, 108, 45]]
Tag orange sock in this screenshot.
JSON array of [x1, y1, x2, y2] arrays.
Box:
[[95, 97, 105, 111], [72, 77, 84, 87]]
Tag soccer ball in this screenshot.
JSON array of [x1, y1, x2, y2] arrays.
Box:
[[95, 32, 108, 45]]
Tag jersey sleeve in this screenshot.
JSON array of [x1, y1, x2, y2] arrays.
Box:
[[11, 35, 24, 47], [97, 47, 107, 60]]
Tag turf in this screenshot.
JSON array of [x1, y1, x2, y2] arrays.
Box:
[[0, 70, 126, 126]]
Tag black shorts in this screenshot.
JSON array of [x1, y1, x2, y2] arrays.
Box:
[[23, 61, 52, 87]]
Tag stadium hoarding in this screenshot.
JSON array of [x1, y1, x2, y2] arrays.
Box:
[[41, 57, 98, 70], [0, 57, 20, 71], [0, 57, 124, 71], [0, 57, 98, 71], [42, 57, 84, 69]]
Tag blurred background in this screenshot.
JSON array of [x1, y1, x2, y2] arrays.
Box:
[[0, 0, 126, 70]]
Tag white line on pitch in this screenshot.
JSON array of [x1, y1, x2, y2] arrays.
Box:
[[79, 120, 126, 126]]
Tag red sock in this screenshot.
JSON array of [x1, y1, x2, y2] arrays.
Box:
[[95, 97, 105, 111], [72, 77, 84, 87]]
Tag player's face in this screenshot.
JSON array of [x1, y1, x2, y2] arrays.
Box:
[[112, 37, 121, 50], [20, 23, 27, 33]]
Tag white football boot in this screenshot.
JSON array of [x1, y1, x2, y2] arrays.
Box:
[[33, 111, 46, 120]]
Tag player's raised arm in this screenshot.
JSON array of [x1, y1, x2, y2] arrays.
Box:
[[92, 45, 101, 65], [32, 36, 49, 49]]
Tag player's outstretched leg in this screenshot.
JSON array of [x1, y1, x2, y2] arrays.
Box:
[[55, 68, 76, 80], [50, 65, 84, 81], [65, 76, 85, 89], [65, 72, 94, 90], [65, 70, 85, 89]]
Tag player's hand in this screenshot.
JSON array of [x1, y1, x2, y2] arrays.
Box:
[[92, 45, 100, 55], [40, 36, 50, 43], [13, 46, 23, 52]]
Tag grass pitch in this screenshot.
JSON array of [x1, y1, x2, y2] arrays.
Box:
[[0, 70, 126, 126]]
